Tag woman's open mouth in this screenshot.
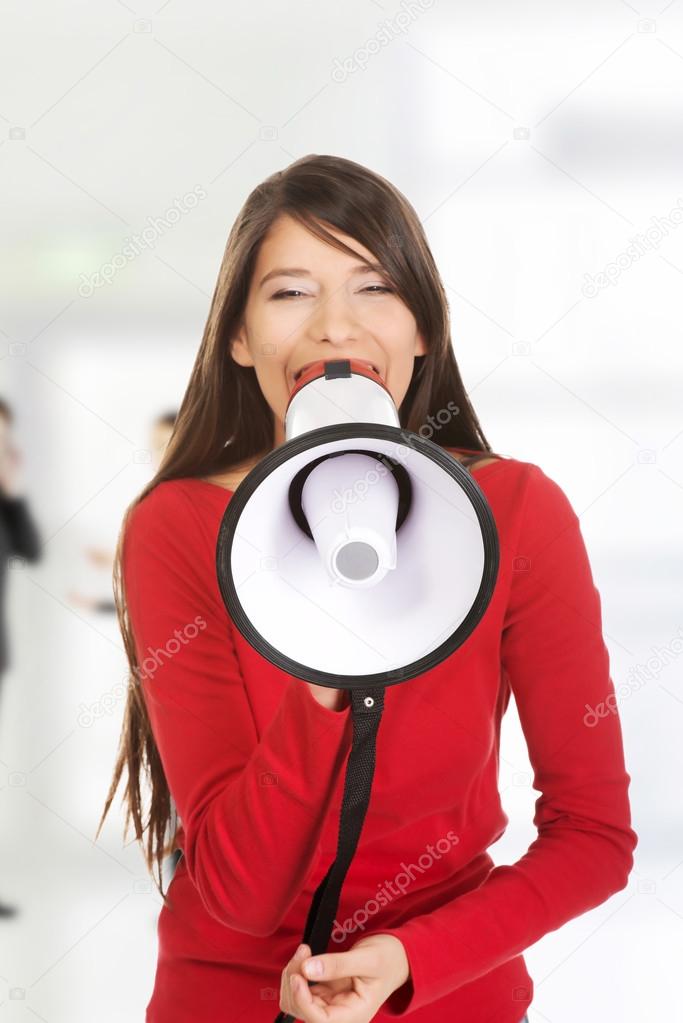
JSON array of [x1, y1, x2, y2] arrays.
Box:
[[292, 359, 384, 383]]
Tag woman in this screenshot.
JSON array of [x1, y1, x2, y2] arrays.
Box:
[[97, 155, 636, 1023]]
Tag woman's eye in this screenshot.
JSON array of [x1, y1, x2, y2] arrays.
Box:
[[270, 285, 394, 300]]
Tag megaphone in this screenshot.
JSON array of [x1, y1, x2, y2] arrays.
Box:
[[215, 358, 499, 1022]]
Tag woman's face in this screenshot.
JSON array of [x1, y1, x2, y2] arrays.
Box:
[[229, 213, 426, 447]]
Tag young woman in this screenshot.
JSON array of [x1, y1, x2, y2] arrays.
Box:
[[97, 155, 636, 1023]]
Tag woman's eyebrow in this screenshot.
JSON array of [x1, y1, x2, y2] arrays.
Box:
[[258, 262, 385, 289]]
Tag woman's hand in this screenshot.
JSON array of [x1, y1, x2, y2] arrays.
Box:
[[278, 933, 410, 1022], [305, 683, 350, 712]]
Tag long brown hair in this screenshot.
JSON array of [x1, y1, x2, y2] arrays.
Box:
[[95, 153, 499, 900]]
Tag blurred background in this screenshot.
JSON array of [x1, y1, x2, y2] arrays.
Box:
[[1, 1, 681, 1019]]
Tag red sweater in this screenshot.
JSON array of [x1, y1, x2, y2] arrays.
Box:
[[123, 454, 637, 1023]]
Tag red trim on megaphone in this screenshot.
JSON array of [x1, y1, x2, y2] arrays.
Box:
[[286, 358, 391, 403]]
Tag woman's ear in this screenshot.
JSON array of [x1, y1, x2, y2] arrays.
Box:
[[229, 331, 254, 369], [414, 332, 427, 358]]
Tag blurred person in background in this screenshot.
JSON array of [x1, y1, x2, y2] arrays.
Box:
[[67, 409, 183, 897], [0, 397, 41, 918], [68, 410, 178, 614]]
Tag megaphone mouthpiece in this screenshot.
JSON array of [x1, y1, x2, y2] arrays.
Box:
[[301, 452, 399, 589]]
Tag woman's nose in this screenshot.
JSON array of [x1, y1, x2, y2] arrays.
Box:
[[305, 291, 363, 345]]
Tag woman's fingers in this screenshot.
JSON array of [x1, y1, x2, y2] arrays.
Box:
[[281, 944, 338, 1021], [280, 942, 373, 1021], [289, 972, 317, 1016], [281, 934, 403, 1022], [290, 973, 354, 1022], [282, 954, 353, 1022], [280, 943, 310, 1016]]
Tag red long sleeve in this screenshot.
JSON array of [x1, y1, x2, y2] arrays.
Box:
[[375, 463, 638, 1015], [124, 481, 353, 937], [123, 463, 637, 1023]]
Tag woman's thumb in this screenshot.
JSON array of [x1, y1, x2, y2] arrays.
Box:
[[302, 946, 375, 982]]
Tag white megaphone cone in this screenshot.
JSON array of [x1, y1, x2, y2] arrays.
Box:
[[215, 357, 499, 689]]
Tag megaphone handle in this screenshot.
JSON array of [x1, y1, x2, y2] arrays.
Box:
[[273, 686, 386, 1023]]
